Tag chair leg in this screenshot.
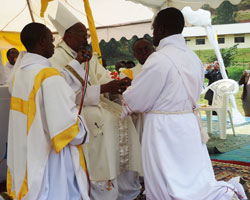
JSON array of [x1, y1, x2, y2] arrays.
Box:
[[206, 111, 212, 134], [228, 110, 236, 136], [217, 110, 227, 139]]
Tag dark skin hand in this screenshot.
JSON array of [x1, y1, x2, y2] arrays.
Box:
[[74, 48, 131, 95], [76, 49, 92, 64], [120, 77, 132, 87], [101, 77, 132, 94]]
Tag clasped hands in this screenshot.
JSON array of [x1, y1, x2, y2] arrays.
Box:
[[101, 77, 131, 94]]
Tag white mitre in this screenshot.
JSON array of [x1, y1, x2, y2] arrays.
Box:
[[48, 2, 80, 37]]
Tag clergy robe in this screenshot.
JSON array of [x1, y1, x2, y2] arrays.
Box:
[[4, 62, 14, 82], [49, 41, 143, 199], [7, 53, 90, 200], [0, 52, 6, 84], [122, 34, 247, 200], [120, 63, 144, 143]]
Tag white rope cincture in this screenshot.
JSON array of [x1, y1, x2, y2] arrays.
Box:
[[148, 108, 209, 144]]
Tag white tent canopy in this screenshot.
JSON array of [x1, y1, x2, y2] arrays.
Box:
[[0, 0, 241, 33], [1, 0, 154, 32]]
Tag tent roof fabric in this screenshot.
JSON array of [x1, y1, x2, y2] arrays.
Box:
[[0, 0, 242, 33]]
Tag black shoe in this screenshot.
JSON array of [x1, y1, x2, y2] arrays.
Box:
[[240, 177, 250, 199]]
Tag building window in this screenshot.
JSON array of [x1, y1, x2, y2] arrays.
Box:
[[218, 37, 225, 44], [196, 38, 205, 45], [234, 36, 245, 43]]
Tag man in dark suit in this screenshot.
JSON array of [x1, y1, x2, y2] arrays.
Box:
[[204, 61, 227, 105]]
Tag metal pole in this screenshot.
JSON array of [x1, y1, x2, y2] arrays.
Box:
[[27, 0, 35, 22]]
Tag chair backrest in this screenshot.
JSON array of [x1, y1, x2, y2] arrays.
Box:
[[206, 79, 239, 108]]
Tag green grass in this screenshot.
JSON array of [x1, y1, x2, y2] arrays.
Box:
[[195, 48, 250, 65], [194, 49, 214, 64], [236, 10, 250, 22], [232, 48, 250, 64]]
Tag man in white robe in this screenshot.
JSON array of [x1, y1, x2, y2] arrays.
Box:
[[122, 38, 154, 79], [7, 23, 90, 200], [0, 51, 5, 85], [48, 3, 143, 200], [121, 38, 154, 143], [122, 8, 248, 200], [3, 48, 19, 83]]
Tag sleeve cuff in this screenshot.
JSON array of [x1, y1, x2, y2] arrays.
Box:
[[83, 85, 100, 106], [52, 119, 80, 153]]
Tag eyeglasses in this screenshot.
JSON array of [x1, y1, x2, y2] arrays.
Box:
[[68, 30, 90, 39]]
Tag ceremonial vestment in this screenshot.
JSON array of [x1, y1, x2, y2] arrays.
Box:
[[7, 53, 90, 200], [4, 62, 14, 82], [50, 41, 143, 200], [122, 34, 247, 200], [120, 63, 144, 142]]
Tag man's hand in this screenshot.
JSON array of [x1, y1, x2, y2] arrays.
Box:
[[206, 64, 212, 71], [76, 49, 92, 64], [120, 77, 132, 87], [101, 80, 128, 94]]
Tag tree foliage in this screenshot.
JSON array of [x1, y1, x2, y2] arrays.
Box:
[[100, 35, 153, 66], [212, 1, 238, 24], [207, 44, 238, 67], [227, 65, 248, 81], [237, 0, 250, 11]]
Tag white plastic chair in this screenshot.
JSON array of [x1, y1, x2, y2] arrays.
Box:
[[200, 79, 239, 139]]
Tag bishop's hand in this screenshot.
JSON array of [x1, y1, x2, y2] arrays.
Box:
[[101, 80, 128, 94], [76, 49, 92, 64], [120, 77, 132, 87]]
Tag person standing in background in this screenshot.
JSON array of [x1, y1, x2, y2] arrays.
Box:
[[0, 51, 5, 85], [239, 63, 250, 116], [4, 48, 19, 82], [204, 61, 227, 106], [120, 38, 154, 143]]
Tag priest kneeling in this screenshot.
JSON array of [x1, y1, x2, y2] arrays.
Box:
[[7, 23, 90, 200], [122, 7, 248, 200]]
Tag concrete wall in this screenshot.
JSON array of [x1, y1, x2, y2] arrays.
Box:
[[185, 33, 250, 50]]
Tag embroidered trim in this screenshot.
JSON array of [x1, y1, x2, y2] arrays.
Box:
[[52, 119, 80, 153], [101, 98, 130, 172], [10, 68, 61, 135], [65, 65, 84, 86]]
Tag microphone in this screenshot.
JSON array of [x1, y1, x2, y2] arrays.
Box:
[[82, 53, 90, 59], [79, 45, 91, 59]]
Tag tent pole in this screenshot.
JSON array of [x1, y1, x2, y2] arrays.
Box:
[[27, 0, 35, 22]]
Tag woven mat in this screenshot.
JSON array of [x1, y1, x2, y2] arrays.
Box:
[[212, 159, 250, 192], [136, 159, 250, 199], [207, 134, 250, 154]]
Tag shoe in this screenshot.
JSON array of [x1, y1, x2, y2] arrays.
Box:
[[240, 177, 250, 200]]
